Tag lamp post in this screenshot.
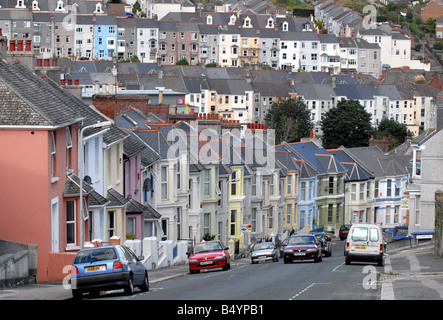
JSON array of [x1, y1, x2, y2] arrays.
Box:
[[78, 120, 113, 249]]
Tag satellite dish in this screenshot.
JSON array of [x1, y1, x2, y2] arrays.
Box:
[[83, 175, 92, 185]]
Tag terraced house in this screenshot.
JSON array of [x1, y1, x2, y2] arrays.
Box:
[[287, 141, 346, 233]]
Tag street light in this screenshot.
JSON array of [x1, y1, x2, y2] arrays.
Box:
[[78, 120, 113, 249]]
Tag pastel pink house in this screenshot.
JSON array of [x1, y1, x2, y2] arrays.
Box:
[[0, 59, 89, 282]]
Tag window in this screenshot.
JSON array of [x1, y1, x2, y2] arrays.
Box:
[[108, 211, 115, 239], [127, 217, 136, 235], [176, 162, 181, 189], [161, 166, 168, 200], [204, 212, 210, 236], [301, 182, 306, 201], [251, 208, 257, 232], [359, 183, 365, 200], [287, 175, 292, 194], [374, 180, 379, 198], [204, 169, 210, 196], [66, 127, 72, 170], [177, 207, 182, 239], [231, 171, 237, 195], [286, 204, 292, 225], [387, 179, 392, 197], [269, 207, 273, 229], [230, 210, 236, 235], [51, 132, 57, 180], [328, 204, 333, 223], [351, 184, 356, 201], [66, 200, 76, 245], [109, 26, 115, 34], [414, 150, 422, 176], [386, 206, 391, 224], [329, 177, 334, 194], [252, 174, 257, 196]]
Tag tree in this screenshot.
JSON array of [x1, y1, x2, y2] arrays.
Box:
[[264, 97, 313, 145], [321, 99, 373, 149], [375, 118, 413, 150]]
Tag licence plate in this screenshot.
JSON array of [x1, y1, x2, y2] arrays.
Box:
[[293, 252, 305, 256], [354, 246, 367, 250], [200, 261, 213, 265], [85, 265, 106, 272]]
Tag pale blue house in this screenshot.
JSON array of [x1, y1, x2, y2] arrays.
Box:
[[94, 16, 118, 60]]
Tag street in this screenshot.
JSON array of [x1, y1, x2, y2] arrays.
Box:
[[92, 240, 383, 301]]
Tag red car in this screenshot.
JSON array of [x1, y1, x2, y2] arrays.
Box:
[[187, 240, 231, 274], [283, 234, 322, 263]]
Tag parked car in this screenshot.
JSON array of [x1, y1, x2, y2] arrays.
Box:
[[344, 223, 384, 266], [312, 232, 332, 257], [187, 240, 231, 274], [70, 245, 149, 299], [339, 224, 351, 240], [250, 242, 279, 264], [283, 234, 322, 263]]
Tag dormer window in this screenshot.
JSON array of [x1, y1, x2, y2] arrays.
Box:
[[229, 15, 236, 25], [243, 17, 251, 28], [282, 21, 288, 32], [266, 17, 274, 28], [206, 15, 212, 25], [95, 2, 102, 13], [32, 0, 40, 10], [55, 0, 65, 12], [15, 0, 26, 8]]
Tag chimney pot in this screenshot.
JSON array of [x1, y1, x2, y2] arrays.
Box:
[[9, 39, 16, 51], [17, 39, 23, 51]]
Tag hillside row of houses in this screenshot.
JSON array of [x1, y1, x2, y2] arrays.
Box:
[[0, 0, 429, 76], [33, 58, 443, 138], [2, 43, 443, 282]]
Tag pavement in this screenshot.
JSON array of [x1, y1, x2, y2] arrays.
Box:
[[2, 242, 443, 300], [380, 241, 443, 300]]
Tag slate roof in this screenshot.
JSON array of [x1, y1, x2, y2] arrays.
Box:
[[0, 60, 83, 128], [345, 146, 409, 178], [327, 148, 374, 182], [286, 141, 347, 175], [64, 174, 94, 197]]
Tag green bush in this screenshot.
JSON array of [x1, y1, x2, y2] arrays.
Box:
[[410, 22, 425, 39]]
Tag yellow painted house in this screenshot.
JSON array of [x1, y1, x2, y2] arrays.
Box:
[[228, 165, 246, 248]]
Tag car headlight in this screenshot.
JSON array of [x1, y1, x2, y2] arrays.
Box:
[[284, 249, 293, 253], [307, 248, 317, 252], [189, 259, 198, 263], [215, 254, 225, 259]]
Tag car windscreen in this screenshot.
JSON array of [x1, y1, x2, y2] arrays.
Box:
[[352, 227, 379, 242], [193, 242, 222, 253], [74, 248, 117, 264], [288, 236, 315, 245], [253, 243, 273, 250]]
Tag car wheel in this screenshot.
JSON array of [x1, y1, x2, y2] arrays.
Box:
[[124, 274, 134, 295], [378, 258, 384, 267], [345, 257, 351, 265], [140, 273, 149, 292], [72, 289, 83, 300], [223, 259, 229, 271]]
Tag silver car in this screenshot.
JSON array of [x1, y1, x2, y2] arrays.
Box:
[[251, 242, 279, 264]]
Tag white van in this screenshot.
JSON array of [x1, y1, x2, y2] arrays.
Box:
[[344, 224, 384, 266]]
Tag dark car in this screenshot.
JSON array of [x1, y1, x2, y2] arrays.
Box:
[[339, 224, 352, 240], [70, 245, 149, 299], [250, 242, 279, 264], [187, 240, 231, 274], [283, 234, 322, 263], [312, 232, 332, 257]]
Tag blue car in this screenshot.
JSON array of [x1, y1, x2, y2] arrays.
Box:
[[70, 245, 149, 299]]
